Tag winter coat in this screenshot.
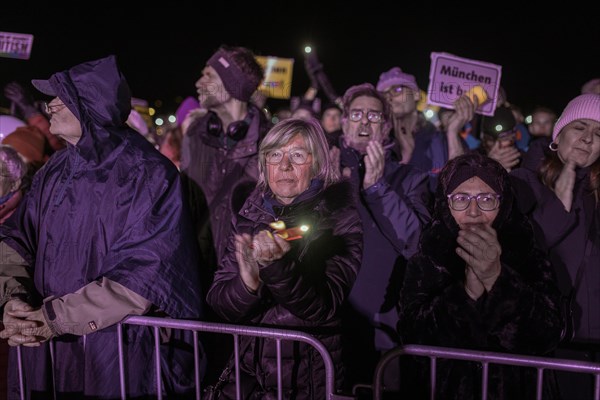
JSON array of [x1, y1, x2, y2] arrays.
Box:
[[511, 166, 600, 342], [0, 55, 203, 399], [337, 139, 430, 385], [206, 180, 363, 399], [398, 171, 563, 399]]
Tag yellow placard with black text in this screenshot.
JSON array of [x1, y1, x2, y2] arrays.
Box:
[[255, 56, 294, 99]]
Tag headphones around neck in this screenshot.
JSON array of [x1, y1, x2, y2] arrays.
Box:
[[207, 109, 253, 141]]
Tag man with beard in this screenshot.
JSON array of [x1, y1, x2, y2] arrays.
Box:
[[181, 45, 271, 288], [334, 83, 431, 393], [180, 44, 271, 384]]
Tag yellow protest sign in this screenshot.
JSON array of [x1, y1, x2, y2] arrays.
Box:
[[255, 56, 294, 99]]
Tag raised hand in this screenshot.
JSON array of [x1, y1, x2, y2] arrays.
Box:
[[362, 140, 385, 190], [487, 141, 521, 172], [447, 95, 477, 136], [252, 230, 291, 267], [4, 82, 38, 118], [235, 233, 260, 292]]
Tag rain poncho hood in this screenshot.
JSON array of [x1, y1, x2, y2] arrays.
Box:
[[0, 55, 203, 318]]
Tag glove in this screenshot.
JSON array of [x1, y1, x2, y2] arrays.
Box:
[[4, 81, 39, 119]]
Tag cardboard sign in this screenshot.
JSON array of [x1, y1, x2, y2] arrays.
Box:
[[427, 52, 502, 116], [255, 56, 294, 99], [0, 31, 34, 60]]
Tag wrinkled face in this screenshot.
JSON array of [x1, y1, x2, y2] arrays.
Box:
[[449, 177, 500, 229], [195, 65, 231, 109], [556, 119, 600, 168], [47, 97, 82, 145], [342, 95, 387, 154], [321, 108, 342, 133], [382, 85, 419, 118], [266, 134, 314, 205], [529, 111, 555, 137]]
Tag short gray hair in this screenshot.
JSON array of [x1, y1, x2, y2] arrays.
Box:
[[257, 118, 339, 192]]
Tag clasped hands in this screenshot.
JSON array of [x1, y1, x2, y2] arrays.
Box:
[[456, 224, 502, 300], [0, 298, 53, 346]]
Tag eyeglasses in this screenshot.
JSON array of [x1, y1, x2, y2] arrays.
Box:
[[44, 102, 66, 115], [384, 85, 408, 98], [447, 193, 501, 211], [348, 110, 383, 124], [265, 148, 311, 165]]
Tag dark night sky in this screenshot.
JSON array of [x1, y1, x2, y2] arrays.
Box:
[[1, 5, 599, 118]]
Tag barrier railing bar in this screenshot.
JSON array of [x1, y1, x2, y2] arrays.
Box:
[[193, 330, 201, 399], [234, 333, 240, 400], [481, 361, 489, 400], [117, 323, 126, 400], [374, 345, 600, 400], [121, 316, 337, 399], [277, 338, 282, 400], [153, 326, 162, 400], [16, 346, 24, 400]]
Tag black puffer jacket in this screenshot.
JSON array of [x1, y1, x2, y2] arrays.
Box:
[[207, 180, 362, 399], [397, 169, 563, 399]]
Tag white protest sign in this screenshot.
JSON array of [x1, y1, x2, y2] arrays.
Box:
[[0, 31, 34, 60], [427, 52, 502, 116]]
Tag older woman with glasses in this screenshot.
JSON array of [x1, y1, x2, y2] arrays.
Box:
[[206, 117, 362, 399], [397, 152, 563, 399]]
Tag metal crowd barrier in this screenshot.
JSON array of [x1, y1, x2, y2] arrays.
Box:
[[373, 344, 600, 400], [15, 315, 351, 400]]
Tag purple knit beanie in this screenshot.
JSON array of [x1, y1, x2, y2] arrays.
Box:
[[552, 94, 600, 141], [207, 49, 259, 102], [376, 67, 419, 92]]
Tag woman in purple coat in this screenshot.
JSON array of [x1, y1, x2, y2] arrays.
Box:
[[511, 94, 600, 399], [206, 118, 363, 399]]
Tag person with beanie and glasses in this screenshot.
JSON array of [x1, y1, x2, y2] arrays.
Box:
[[511, 93, 600, 400]]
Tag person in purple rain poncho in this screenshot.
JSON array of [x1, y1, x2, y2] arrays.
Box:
[[0, 55, 204, 399]]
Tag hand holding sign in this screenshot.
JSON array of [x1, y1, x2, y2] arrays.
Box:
[[427, 52, 502, 116], [465, 86, 489, 106]]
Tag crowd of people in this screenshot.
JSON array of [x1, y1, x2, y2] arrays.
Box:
[[0, 45, 598, 399]]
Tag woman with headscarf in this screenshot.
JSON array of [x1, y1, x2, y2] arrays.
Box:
[[398, 152, 563, 399]]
